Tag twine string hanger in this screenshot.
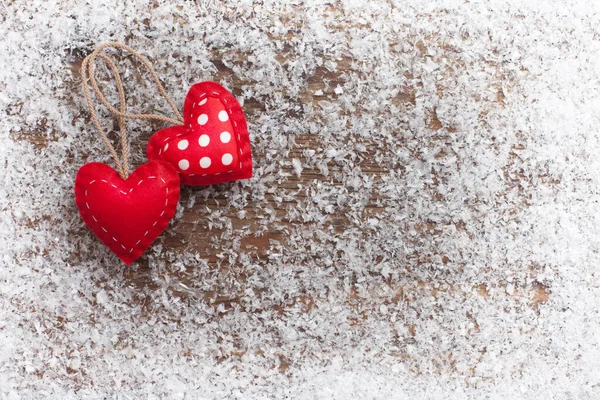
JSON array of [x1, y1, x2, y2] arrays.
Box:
[[81, 53, 129, 178], [80, 42, 184, 179]]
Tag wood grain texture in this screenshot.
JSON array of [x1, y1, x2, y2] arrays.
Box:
[[12, 6, 551, 377], [25, 37, 548, 288]]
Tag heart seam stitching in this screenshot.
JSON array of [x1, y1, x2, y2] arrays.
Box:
[[82, 176, 173, 255]]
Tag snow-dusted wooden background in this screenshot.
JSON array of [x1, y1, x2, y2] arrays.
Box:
[[2, 1, 599, 398], [64, 38, 550, 322]]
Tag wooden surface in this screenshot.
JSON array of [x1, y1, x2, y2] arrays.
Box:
[[125, 54, 538, 296], [12, 19, 550, 376], [16, 40, 549, 293]]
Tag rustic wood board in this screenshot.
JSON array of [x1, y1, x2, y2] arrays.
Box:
[[10, 4, 551, 380]]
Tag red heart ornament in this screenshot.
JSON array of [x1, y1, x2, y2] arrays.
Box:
[[74, 161, 180, 265], [147, 81, 252, 186]]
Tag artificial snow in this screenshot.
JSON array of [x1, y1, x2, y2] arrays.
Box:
[[1, 0, 600, 398]]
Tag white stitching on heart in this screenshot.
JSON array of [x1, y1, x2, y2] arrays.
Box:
[[85, 176, 172, 257]]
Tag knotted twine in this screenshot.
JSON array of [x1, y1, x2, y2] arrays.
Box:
[[80, 42, 184, 179]]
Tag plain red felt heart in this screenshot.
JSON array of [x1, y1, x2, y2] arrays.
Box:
[[147, 81, 252, 186], [74, 161, 180, 265]]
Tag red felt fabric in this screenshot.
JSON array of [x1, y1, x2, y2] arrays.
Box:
[[74, 161, 180, 265], [147, 81, 253, 186]]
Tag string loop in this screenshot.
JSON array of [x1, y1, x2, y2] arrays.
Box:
[[80, 42, 184, 179]]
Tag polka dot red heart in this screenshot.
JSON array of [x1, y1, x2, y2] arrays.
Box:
[[147, 81, 252, 186]]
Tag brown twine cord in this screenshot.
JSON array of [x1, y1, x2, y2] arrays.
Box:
[[80, 42, 184, 179], [81, 53, 129, 178]]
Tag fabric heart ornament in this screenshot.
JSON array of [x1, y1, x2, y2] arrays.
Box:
[[75, 42, 184, 264], [75, 161, 180, 265], [147, 81, 253, 186]]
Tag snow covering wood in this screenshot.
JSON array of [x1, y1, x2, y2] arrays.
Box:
[[1, 0, 600, 398]]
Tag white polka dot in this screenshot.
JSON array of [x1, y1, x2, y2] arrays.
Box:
[[198, 135, 210, 147], [198, 114, 208, 125], [178, 159, 190, 170], [163, 143, 169, 152], [177, 139, 189, 150], [222, 153, 233, 166], [199, 98, 208, 106], [200, 157, 211, 168], [220, 131, 231, 143], [218, 110, 229, 122]]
